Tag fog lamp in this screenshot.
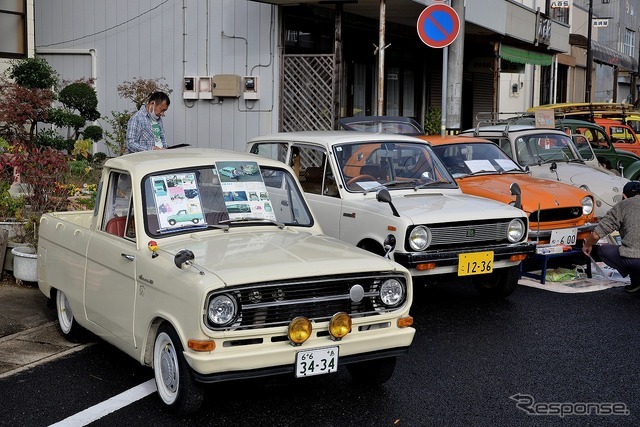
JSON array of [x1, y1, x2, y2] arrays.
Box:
[[288, 317, 312, 345], [329, 312, 352, 340]]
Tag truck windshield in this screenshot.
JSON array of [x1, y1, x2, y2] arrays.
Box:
[[143, 164, 312, 237]]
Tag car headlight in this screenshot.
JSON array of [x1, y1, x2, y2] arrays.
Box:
[[207, 294, 238, 326], [507, 218, 525, 242], [379, 278, 405, 307], [581, 196, 594, 215], [408, 226, 431, 251]]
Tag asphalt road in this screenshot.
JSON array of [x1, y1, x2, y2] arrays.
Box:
[[1, 281, 639, 426]]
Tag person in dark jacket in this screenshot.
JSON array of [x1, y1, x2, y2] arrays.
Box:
[[583, 181, 640, 292]]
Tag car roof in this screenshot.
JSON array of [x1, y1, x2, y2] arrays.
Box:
[[462, 124, 569, 136], [416, 135, 496, 145], [249, 130, 428, 146], [104, 148, 286, 177]]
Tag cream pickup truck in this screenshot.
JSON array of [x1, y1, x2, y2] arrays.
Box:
[[37, 149, 415, 415]]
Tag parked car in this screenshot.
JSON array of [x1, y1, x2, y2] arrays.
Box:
[[459, 124, 629, 219], [524, 104, 640, 179], [339, 116, 425, 135], [248, 131, 535, 298], [421, 135, 596, 244], [593, 117, 640, 157], [37, 149, 415, 415]]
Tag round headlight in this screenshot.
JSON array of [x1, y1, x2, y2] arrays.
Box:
[[379, 278, 405, 307], [581, 196, 594, 216], [409, 226, 431, 251], [207, 294, 237, 326], [507, 218, 526, 242]]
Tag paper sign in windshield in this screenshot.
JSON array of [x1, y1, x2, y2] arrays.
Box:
[[216, 161, 276, 221], [464, 160, 496, 173], [151, 173, 205, 229]]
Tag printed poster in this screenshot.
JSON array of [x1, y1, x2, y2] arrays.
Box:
[[150, 172, 206, 229], [216, 161, 276, 221]]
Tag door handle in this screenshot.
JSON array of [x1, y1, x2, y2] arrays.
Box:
[[121, 253, 135, 261]]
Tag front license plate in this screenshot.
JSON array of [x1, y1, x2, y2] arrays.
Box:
[[295, 346, 339, 378], [458, 251, 494, 276], [549, 228, 577, 245]]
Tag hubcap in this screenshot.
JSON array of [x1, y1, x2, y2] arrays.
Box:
[[160, 343, 178, 392]]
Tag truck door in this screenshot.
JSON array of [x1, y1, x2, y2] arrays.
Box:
[[85, 172, 137, 348]]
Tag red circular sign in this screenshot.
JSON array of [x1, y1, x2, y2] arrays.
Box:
[[417, 4, 460, 49]]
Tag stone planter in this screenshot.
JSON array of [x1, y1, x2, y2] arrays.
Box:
[[11, 246, 38, 283]]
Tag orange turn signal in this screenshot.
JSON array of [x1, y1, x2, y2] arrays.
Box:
[[510, 254, 528, 262], [397, 316, 414, 328], [188, 340, 216, 352], [416, 262, 437, 271]]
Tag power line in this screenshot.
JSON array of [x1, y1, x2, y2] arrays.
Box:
[[36, 0, 170, 48]]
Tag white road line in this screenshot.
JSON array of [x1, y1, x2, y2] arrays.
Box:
[[49, 379, 157, 427]]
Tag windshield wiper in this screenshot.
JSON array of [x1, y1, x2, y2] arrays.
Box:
[[413, 180, 450, 190], [155, 223, 230, 234], [220, 217, 285, 229]]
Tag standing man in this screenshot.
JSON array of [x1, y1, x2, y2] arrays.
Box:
[[582, 181, 640, 293], [126, 91, 170, 153]]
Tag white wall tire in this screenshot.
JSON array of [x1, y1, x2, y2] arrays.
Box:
[[55, 289, 84, 342], [153, 324, 204, 415]]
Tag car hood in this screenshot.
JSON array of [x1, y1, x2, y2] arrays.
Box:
[[528, 163, 627, 211], [158, 228, 403, 287], [370, 190, 526, 223], [456, 174, 588, 214]]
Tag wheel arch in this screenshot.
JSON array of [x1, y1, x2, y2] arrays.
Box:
[[357, 238, 386, 257]]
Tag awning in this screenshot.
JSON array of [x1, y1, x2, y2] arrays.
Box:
[[569, 33, 638, 72], [592, 42, 637, 71], [500, 45, 553, 66]]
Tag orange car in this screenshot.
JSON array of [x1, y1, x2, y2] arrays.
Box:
[[593, 118, 640, 157], [419, 135, 596, 245]]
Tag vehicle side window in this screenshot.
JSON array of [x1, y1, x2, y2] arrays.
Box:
[[498, 138, 514, 158], [249, 143, 288, 163], [101, 172, 135, 240], [290, 145, 338, 197]]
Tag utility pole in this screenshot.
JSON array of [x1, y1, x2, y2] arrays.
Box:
[[376, 0, 386, 115], [585, 0, 593, 102]]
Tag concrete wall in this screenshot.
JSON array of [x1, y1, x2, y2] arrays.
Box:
[[34, 0, 279, 154]]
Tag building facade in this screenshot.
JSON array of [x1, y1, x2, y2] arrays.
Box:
[[2, 1, 639, 152]]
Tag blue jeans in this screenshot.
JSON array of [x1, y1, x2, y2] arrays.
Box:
[[598, 244, 640, 281]]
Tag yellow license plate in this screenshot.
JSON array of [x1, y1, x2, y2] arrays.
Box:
[[458, 251, 494, 276]]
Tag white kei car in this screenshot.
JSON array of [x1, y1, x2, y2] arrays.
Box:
[[248, 131, 535, 298]]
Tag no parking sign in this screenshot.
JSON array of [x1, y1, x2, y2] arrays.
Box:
[[417, 3, 460, 49]]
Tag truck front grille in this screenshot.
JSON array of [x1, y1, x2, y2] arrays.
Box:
[[204, 272, 407, 331]]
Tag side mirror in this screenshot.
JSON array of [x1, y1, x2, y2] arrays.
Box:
[[174, 249, 204, 275], [376, 189, 400, 217], [383, 234, 396, 259], [509, 182, 522, 210]]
